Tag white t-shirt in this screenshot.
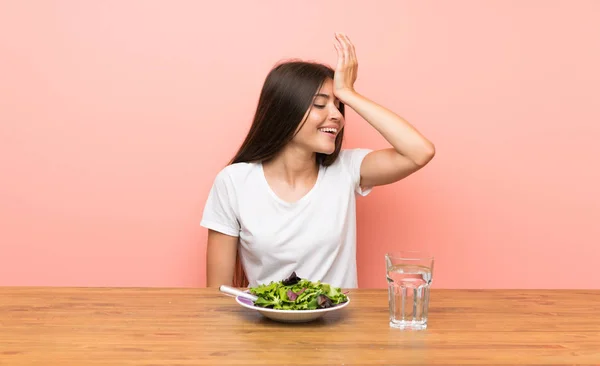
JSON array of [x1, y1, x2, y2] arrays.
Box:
[[200, 148, 373, 288]]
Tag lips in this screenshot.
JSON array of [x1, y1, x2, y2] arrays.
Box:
[[318, 127, 338, 136]]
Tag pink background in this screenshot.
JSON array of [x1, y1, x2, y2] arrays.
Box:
[[1, 1, 599, 289]]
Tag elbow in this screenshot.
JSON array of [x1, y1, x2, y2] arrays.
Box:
[[413, 142, 435, 167]]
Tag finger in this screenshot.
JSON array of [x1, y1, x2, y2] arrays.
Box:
[[341, 34, 355, 65], [334, 33, 345, 64], [335, 33, 347, 65], [333, 38, 344, 70], [341, 33, 357, 64], [337, 33, 350, 66]]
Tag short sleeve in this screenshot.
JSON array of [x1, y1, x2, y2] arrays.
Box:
[[200, 169, 240, 237], [339, 148, 373, 196]]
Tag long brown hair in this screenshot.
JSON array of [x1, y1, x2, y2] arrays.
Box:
[[230, 60, 346, 287]]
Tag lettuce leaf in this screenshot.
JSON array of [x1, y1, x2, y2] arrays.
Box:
[[248, 272, 348, 310]]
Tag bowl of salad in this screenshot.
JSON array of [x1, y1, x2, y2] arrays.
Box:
[[222, 272, 350, 323]]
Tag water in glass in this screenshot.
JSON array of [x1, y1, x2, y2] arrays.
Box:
[[386, 252, 433, 330]]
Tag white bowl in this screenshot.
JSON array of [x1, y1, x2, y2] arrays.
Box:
[[235, 295, 350, 323]]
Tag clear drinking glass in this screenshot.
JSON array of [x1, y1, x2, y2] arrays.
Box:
[[385, 251, 434, 330]]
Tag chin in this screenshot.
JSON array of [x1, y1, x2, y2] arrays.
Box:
[[315, 145, 336, 155]]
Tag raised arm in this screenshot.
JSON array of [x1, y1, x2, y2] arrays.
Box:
[[333, 33, 435, 188]]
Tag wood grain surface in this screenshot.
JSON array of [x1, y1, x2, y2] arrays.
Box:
[[1, 287, 599, 365]]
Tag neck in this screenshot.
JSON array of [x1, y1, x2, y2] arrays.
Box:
[[263, 145, 318, 185]]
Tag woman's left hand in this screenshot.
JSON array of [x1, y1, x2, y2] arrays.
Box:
[[333, 33, 358, 102]]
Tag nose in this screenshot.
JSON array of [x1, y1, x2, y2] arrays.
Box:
[[328, 104, 343, 122]]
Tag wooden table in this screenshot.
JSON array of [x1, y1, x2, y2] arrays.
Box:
[[1, 288, 599, 365]]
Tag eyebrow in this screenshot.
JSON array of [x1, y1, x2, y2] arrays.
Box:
[[314, 93, 340, 103]]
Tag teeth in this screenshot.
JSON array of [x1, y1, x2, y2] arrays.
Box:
[[319, 128, 338, 134]]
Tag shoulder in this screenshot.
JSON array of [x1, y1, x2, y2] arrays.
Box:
[[204, 162, 260, 211], [336, 148, 372, 165], [330, 148, 373, 174], [217, 161, 255, 176], [326, 148, 373, 196], [212, 162, 260, 189]]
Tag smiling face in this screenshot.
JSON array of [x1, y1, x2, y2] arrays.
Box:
[[290, 78, 344, 155]]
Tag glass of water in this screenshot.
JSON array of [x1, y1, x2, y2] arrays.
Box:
[[385, 251, 434, 330]]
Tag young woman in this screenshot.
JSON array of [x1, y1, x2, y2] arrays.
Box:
[[202, 33, 435, 288]]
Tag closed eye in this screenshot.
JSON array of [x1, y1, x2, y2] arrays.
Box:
[[313, 104, 326, 109]]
